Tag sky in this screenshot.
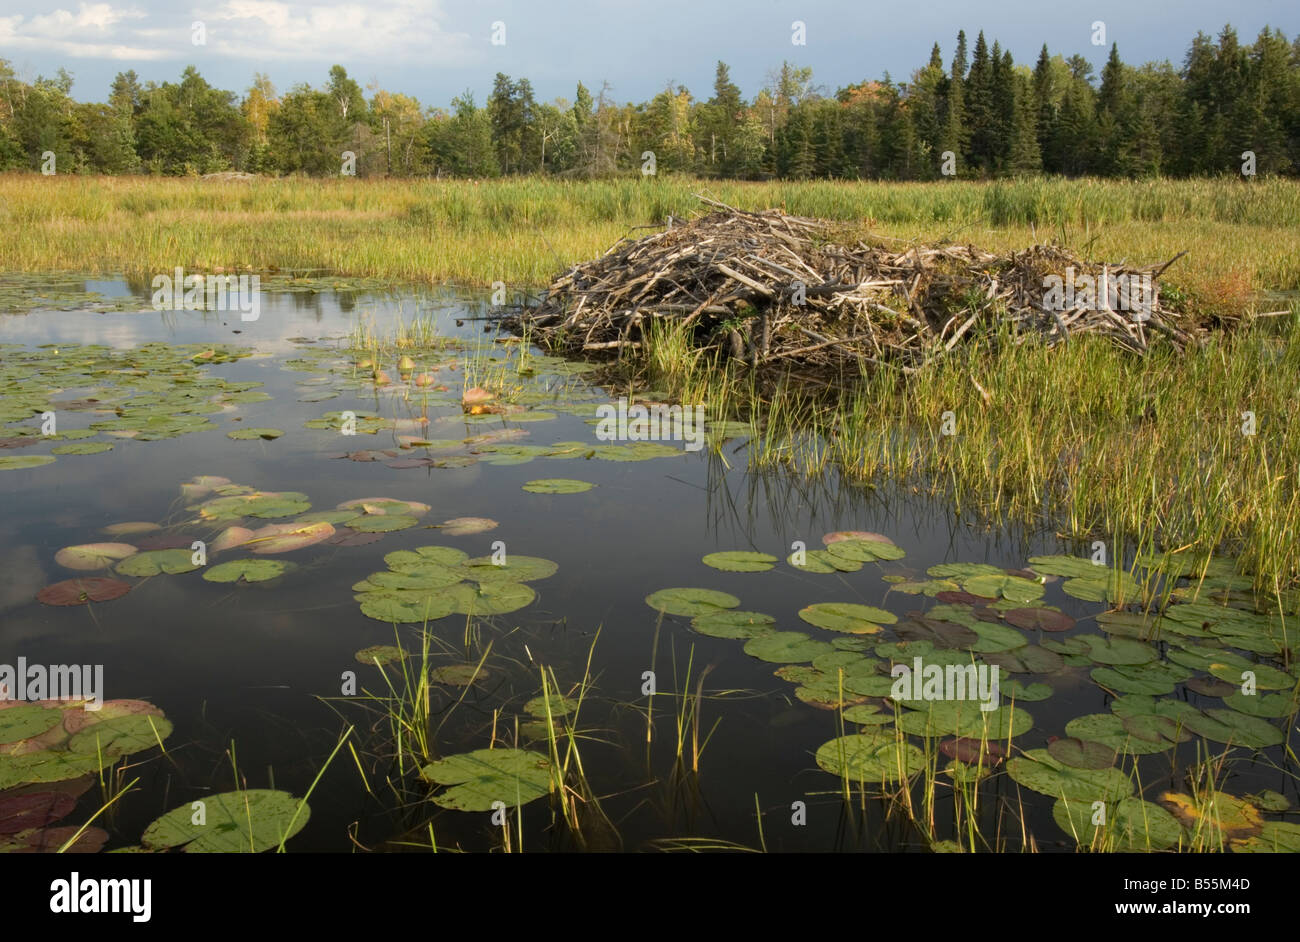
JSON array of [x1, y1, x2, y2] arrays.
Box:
[[1, 0, 1298, 108]]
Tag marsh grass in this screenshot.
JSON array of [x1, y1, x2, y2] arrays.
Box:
[[630, 308, 1300, 588], [4, 175, 1299, 305]]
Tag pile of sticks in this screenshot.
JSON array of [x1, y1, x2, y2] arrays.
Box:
[[512, 195, 1199, 373]]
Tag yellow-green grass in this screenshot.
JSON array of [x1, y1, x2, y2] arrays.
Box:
[[2, 174, 1299, 312]]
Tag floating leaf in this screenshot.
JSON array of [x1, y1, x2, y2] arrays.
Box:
[[522, 478, 595, 494], [244, 521, 335, 553], [386, 546, 469, 570], [691, 610, 776, 639], [645, 588, 740, 617], [458, 555, 557, 584], [814, 733, 925, 783], [54, 542, 138, 571], [36, 577, 131, 606], [50, 442, 113, 455], [926, 562, 1004, 580], [1053, 797, 1183, 850], [347, 514, 417, 533], [1233, 821, 1300, 853], [202, 559, 292, 584], [964, 573, 1044, 603], [0, 455, 55, 471], [354, 646, 406, 666], [798, 603, 897, 635], [826, 538, 905, 562], [68, 714, 173, 757], [1065, 713, 1177, 755], [1047, 737, 1117, 770], [421, 749, 552, 811], [142, 790, 309, 853], [0, 706, 64, 745], [439, 517, 497, 536], [701, 551, 778, 573], [1006, 749, 1134, 802], [743, 631, 834, 663], [1160, 792, 1262, 843], [116, 549, 201, 577], [429, 664, 488, 686]]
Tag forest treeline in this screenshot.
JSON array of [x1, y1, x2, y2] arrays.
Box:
[[1, 24, 1297, 180]]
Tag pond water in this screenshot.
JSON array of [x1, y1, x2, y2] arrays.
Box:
[[1, 276, 1296, 854]]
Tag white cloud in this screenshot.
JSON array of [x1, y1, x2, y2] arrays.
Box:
[[0, 0, 476, 65]]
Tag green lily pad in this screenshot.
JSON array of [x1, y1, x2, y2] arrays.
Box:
[[964, 573, 1044, 603], [0, 706, 64, 745], [355, 645, 405, 666], [421, 748, 552, 811], [522, 479, 594, 494], [814, 733, 925, 783], [458, 556, 558, 584], [1007, 749, 1134, 802], [50, 442, 113, 455], [1222, 692, 1295, 718], [1064, 713, 1177, 754], [0, 455, 55, 471], [825, 538, 905, 562], [1208, 661, 1294, 690], [1026, 555, 1107, 578], [116, 549, 201, 577], [1053, 797, 1183, 851], [1077, 635, 1157, 666], [359, 590, 457, 624], [1047, 737, 1117, 770], [742, 631, 835, 663], [386, 546, 469, 570], [141, 790, 309, 852], [926, 562, 1004, 580], [227, 428, 284, 440], [798, 603, 897, 635], [702, 551, 778, 573], [690, 610, 776, 639], [347, 514, 418, 533], [67, 714, 173, 756], [202, 559, 292, 584], [645, 588, 740, 617]]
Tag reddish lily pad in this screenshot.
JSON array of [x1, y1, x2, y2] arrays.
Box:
[[36, 577, 131, 606]]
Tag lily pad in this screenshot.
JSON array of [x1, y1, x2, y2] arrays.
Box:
[[116, 549, 201, 577], [1006, 749, 1134, 802], [702, 551, 778, 573], [645, 588, 740, 617], [798, 603, 897, 635], [742, 631, 834, 663], [50, 442, 113, 455], [825, 538, 905, 562], [354, 646, 406, 666], [439, 517, 497, 536], [814, 733, 925, 783], [1053, 797, 1183, 851], [1047, 737, 1117, 770], [141, 789, 310, 852], [522, 479, 594, 494], [347, 514, 418, 533], [1160, 792, 1262, 844], [226, 428, 283, 440], [0, 455, 55, 471], [421, 748, 552, 811], [964, 573, 1044, 603], [690, 610, 776, 639], [386, 546, 469, 570], [36, 577, 131, 606], [202, 559, 292, 584], [54, 543, 138, 571]]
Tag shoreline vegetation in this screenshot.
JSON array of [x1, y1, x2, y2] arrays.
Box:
[[4, 173, 1300, 588]]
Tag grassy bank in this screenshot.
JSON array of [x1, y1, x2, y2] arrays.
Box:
[[634, 312, 1300, 588], [2, 174, 1299, 314]]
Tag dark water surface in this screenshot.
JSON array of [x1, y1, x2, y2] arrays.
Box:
[[0, 278, 1288, 853]]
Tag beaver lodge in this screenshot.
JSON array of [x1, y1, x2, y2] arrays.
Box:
[[510, 195, 1199, 376]]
